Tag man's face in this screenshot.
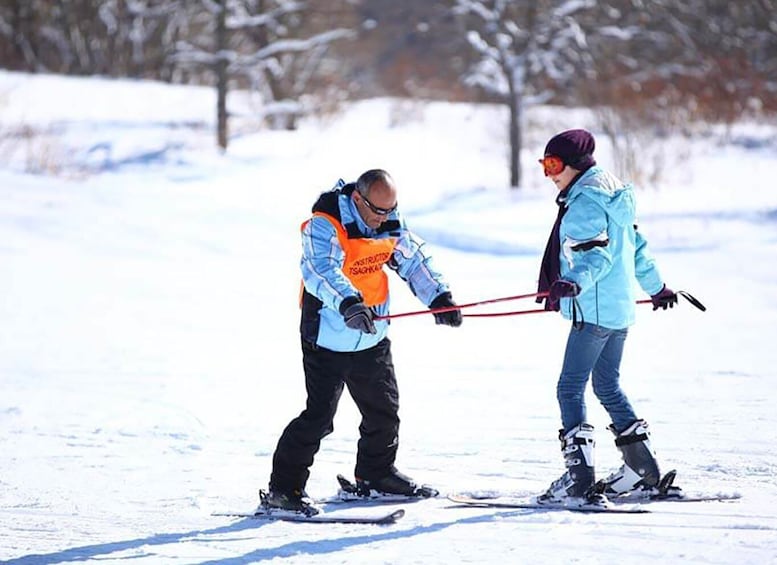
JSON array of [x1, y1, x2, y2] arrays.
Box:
[[353, 180, 398, 229]]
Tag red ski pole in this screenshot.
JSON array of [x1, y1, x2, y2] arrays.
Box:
[[377, 290, 704, 320], [374, 291, 548, 321]]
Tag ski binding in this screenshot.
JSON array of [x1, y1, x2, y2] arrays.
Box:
[[319, 474, 438, 504], [603, 470, 742, 503]]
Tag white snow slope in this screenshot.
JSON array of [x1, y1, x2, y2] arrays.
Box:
[[1, 71, 777, 564]]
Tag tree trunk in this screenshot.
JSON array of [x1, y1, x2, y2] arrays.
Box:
[[215, 0, 228, 151], [508, 83, 522, 189]]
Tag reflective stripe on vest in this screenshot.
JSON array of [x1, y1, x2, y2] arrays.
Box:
[[300, 211, 397, 307]]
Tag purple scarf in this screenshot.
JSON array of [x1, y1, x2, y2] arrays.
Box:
[[536, 190, 568, 311], [536, 169, 590, 310]]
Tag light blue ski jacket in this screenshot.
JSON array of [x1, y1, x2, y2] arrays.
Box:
[[557, 166, 664, 329], [301, 182, 450, 352]]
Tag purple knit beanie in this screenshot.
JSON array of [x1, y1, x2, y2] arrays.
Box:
[[544, 129, 596, 171]]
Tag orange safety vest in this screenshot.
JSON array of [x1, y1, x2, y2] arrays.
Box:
[[300, 212, 397, 307]]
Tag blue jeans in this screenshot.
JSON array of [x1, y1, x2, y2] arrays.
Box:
[[557, 323, 637, 433]]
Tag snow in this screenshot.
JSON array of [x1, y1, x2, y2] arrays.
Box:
[[1, 70, 777, 564]]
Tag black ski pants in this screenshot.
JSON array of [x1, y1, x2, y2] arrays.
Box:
[[269, 337, 400, 493]]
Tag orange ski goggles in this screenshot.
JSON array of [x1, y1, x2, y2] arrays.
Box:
[[539, 155, 565, 177]]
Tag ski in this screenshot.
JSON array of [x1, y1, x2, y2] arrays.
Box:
[[447, 494, 649, 514], [212, 508, 405, 525], [318, 474, 438, 505]]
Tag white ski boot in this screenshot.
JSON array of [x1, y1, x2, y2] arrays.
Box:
[[539, 423, 599, 503]]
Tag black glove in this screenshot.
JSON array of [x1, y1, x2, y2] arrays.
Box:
[[651, 284, 678, 311], [549, 279, 580, 304], [339, 296, 377, 334], [430, 292, 462, 327]]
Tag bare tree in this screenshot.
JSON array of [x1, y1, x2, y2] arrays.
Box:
[[1, 0, 772, 160], [576, 0, 777, 182], [0, 1, 46, 71], [0, 1, 189, 77], [590, 0, 777, 124], [215, 0, 228, 149], [451, 0, 777, 188], [452, 0, 598, 189], [173, 0, 356, 147]]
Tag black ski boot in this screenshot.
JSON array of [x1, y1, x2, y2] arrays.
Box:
[[593, 419, 661, 497], [260, 487, 319, 516], [356, 467, 437, 498]]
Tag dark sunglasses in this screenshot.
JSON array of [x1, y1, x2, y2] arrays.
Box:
[[360, 192, 397, 216], [538, 155, 566, 177]]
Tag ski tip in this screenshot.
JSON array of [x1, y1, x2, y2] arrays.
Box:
[[669, 492, 742, 503], [447, 494, 488, 505], [389, 508, 405, 520]]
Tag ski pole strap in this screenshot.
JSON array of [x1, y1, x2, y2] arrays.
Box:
[[571, 297, 584, 329], [677, 290, 706, 311], [636, 289, 706, 312], [614, 431, 649, 447]]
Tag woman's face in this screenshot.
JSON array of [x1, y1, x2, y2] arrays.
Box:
[[549, 165, 579, 192]]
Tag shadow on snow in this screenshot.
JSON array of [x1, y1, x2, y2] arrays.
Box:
[[3, 510, 526, 564]]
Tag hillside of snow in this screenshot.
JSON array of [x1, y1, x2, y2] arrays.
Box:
[[1, 70, 776, 564]]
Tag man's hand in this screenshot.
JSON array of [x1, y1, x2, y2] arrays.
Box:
[[340, 296, 377, 334], [430, 292, 463, 327]]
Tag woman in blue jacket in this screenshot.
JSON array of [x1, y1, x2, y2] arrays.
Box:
[[535, 129, 678, 504]]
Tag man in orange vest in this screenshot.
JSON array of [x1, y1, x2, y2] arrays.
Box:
[[262, 169, 462, 515]]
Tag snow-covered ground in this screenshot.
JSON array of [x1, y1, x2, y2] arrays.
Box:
[[1, 71, 776, 564]]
